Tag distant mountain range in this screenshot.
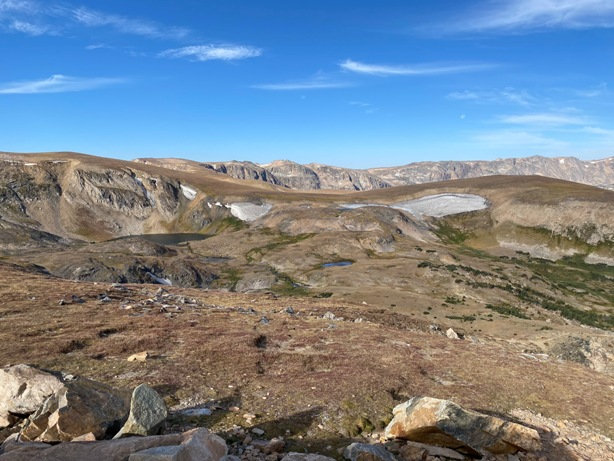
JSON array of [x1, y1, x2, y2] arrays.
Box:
[[135, 155, 614, 191]]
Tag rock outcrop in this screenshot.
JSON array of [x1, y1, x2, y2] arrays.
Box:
[[385, 397, 541, 456]]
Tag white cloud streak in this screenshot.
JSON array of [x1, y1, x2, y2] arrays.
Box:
[[499, 113, 586, 126], [448, 88, 535, 106], [0, 74, 126, 94], [253, 76, 352, 91], [159, 45, 262, 61], [0, 1, 192, 39], [71, 6, 190, 39], [9, 18, 48, 35], [452, 0, 614, 32], [340, 59, 491, 76]]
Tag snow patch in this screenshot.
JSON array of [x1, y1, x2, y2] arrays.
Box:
[[585, 253, 614, 266], [340, 194, 488, 218], [146, 272, 172, 286], [135, 177, 155, 205], [391, 194, 488, 217], [230, 202, 272, 221], [180, 184, 197, 200]]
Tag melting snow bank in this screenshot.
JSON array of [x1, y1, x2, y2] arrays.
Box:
[[230, 202, 272, 221], [180, 184, 197, 200], [391, 194, 488, 217], [340, 194, 488, 218]]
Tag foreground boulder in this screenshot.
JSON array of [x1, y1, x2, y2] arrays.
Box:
[[0, 365, 64, 428], [129, 428, 227, 461], [114, 384, 167, 438], [385, 397, 541, 456], [0, 428, 226, 461], [20, 377, 129, 442], [344, 443, 397, 461]]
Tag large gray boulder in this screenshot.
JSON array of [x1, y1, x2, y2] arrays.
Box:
[[384, 397, 541, 456], [115, 384, 167, 438], [20, 377, 129, 442], [0, 432, 185, 461], [0, 365, 64, 427], [343, 443, 396, 461]]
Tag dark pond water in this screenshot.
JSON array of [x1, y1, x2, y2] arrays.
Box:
[[112, 233, 211, 245], [322, 261, 354, 268]]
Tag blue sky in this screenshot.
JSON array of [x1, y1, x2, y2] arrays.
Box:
[[1, 0, 613, 168]]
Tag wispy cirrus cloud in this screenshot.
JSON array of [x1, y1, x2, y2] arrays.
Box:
[[71, 6, 190, 40], [340, 59, 492, 76], [0, 1, 192, 39], [448, 88, 535, 106], [448, 0, 614, 33], [499, 112, 587, 126], [159, 45, 262, 62], [8, 18, 49, 35], [0, 74, 126, 94], [252, 75, 352, 91]]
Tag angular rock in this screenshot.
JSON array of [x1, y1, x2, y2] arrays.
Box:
[[0, 433, 184, 461], [281, 454, 336, 461], [385, 397, 541, 456], [445, 328, 459, 340], [115, 384, 167, 438], [128, 351, 150, 362], [179, 428, 227, 460], [343, 443, 397, 461], [0, 364, 64, 425], [398, 441, 464, 461], [20, 377, 129, 442]]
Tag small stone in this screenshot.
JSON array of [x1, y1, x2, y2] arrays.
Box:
[[260, 317, 270, 325], [251, 428, 265, 436], [128, 351, 150, 362], [72, 432, 96, 442], [322, 312, 336, 320], [285, 307, 295, 315], [445, 328, 459, 340]]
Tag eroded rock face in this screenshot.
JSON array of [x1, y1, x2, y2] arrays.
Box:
[[384, 397, 541, 456], [20, 377, 129, 442], [0, 365, 64, 427], [114, 384, 167, 438]]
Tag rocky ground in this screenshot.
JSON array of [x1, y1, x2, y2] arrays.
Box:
[[0, 263, 612, 460]]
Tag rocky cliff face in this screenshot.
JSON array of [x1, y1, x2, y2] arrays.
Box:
[[140, 155, 614, 191], [0, 156, 226, 244], [368, 156, 614, 190]]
